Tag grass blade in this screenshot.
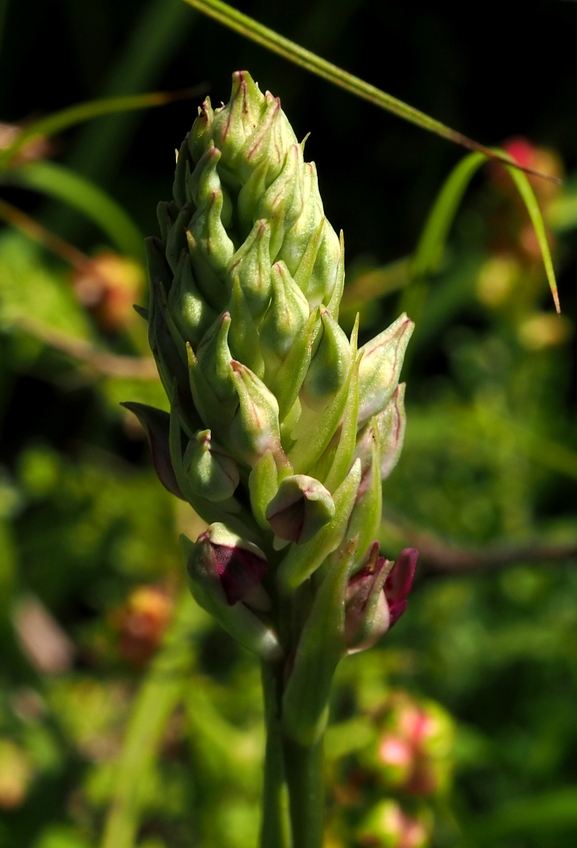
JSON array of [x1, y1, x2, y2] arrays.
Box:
[[411, 151, 486, 279], [181, 0, 559, 183], [0, 198, 89, 269], [13, 160, 145, 261], [411, 147, 560, 312], [505, 160, 560, 313], [0, 88, 199, 170]]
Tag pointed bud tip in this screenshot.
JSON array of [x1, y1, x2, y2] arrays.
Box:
[[385, 548, 418, 627]]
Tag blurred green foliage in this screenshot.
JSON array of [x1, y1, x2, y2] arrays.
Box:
[[1, 1, 577, 847]]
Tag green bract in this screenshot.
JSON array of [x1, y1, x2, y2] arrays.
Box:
[[131, 71, 415, 740]]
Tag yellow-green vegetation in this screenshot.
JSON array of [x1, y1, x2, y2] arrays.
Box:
[[1, 2, 577, 848]]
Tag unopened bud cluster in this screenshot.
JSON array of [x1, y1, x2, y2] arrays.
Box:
[[128, 72, 416, 741]]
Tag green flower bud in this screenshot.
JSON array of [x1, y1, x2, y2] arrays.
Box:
[[226, 220, 272, 319], [347, 418, 383, 558], [167, 249, 217, 349], [277, 161, 322, 277], [183, 430, 240, 502], [240, 91, 297, 181], [173, 136, 192, 209], [182, 527, 282, 660], [188, 98, 215, 164], [288, 320, 357, 474], [279, 161, 343, 309], [300, 309, 351, 412], [195, 312, 237, 408], [132, 71, 416, 677], [357, 313, 414, 425], [229, 361, 283, 466], [277, 459, 362, 590], [265, 474, 335, 545], [345, 543, 391, 654], [207, 72, 268, 175], [379, 383, 407, 479], [248, 142, 304, 258], [227, 278, 265, 378], [188, 165, 235, 277], [212, 82, 295, 189], [355, 383, 407, 481], [259, 261, 310, 380], [185, 229, 228, 313], [299, 215, 343, 310], [165, 203, 192, 275]]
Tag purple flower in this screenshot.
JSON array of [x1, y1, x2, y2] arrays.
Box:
[[385, 547, 418, 627], [187, 523, 269, 607], [345, 545, 418, 653]]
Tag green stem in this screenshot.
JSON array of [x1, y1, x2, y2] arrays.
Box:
[[260, 662, 291, 848], [282, 733, 325, 848]]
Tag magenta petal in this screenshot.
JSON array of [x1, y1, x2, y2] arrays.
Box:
[[212, 544, 268, 606], [122, 402, 184, 500], [387, 598, 408, 628], [384, 548, 418, 604], [267, 499, 305, 542]]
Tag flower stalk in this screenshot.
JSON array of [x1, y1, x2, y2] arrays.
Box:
[[129, 70, 417, 848]]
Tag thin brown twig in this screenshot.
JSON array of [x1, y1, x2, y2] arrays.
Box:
[[382, 510, 577, 574], [12, 315, 159, 380], [0, 199, 158, 378], [0, 198, 92, 270]]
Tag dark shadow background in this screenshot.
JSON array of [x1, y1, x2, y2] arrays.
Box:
[[3, 0, 576, 264]]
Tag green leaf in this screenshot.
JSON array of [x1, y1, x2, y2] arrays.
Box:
[[13, 161, 145, 262], [346, 419, 382, 557], [411, 151, 487, 279], [410, 148, 560, 312], [505, 159, 560, 313], [322, 351, 360, 494]]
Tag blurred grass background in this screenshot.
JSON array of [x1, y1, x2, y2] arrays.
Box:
[[1, 1, 577, 846]]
